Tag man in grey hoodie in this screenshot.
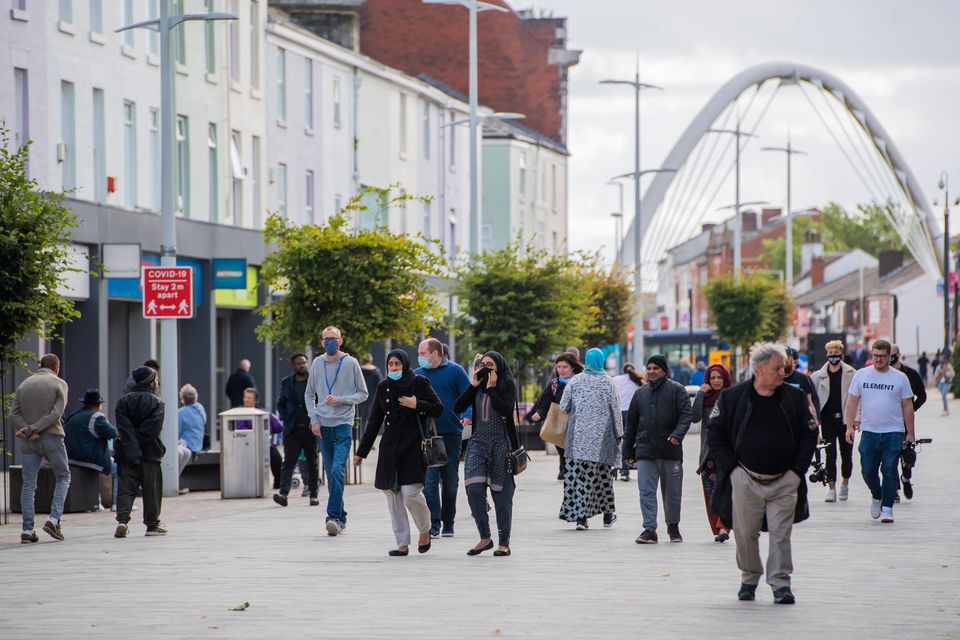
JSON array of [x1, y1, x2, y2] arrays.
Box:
[[306, 326, 368, 536]]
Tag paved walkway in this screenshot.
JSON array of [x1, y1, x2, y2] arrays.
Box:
[[2, 398, 959, 639]]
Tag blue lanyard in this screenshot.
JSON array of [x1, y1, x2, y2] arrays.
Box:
[[323, 357, 344, 395]]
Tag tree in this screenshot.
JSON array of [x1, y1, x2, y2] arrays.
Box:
[[580, 263, 633, 347], [702, 273, 793, 351], [256, 187, 447, 352]]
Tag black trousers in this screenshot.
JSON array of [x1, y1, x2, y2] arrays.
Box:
[[116, 461, 162, 527], [279, 425, 319, 497], [821, 414, 853, 482], [466, 476, 515, 547]]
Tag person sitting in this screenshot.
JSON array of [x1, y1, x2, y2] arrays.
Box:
[[64, 388, 118, 509], [177, 384, 207, 484]]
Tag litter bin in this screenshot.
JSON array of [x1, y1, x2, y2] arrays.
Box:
[[219, 407, 270, 499]]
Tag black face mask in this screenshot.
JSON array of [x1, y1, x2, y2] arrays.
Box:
[[827, 356, 842, 365], [890, 355, 900, 365]]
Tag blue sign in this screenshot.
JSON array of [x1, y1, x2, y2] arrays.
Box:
[[212, 258, 248, 290], [108, 254, 203, 306]]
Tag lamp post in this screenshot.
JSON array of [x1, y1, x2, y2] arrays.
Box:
[[423, 0, 509, 255], [762, 135, 806, 287], [610, 212, 623, 264], [939, 172, 951, 353], [118, 5, 236, 496], [709, 122, 757, 278]]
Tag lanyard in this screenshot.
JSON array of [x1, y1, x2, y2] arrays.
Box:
[[323, 357, 344, 395]]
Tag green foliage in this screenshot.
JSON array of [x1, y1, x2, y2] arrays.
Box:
[[256, 186, 447, 352], [580, 264, 633, 347], [454, 242, 594, 368], [0, 124, 81, 367], [703, 272, 794, 351]]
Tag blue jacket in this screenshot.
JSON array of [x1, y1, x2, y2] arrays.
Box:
[[415, 359, 472, 434], [64, 406, 118, 474], [178, 403, 207, 452]]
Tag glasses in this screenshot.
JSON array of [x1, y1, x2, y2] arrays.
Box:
[[871, 353, 889, 359]]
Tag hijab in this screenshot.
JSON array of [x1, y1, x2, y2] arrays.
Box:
[[703, 363, 732, 408], [583, 348, 606, 375], [482, 351, 514, 388], [384, 349, 416, 390]]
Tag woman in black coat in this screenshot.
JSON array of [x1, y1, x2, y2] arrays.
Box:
[[527, 352, 584, 479], [354, 349, 444, 556]]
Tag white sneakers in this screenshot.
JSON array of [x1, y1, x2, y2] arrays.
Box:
[[880, 507, 894, 523], [326, 520, 342, 536], [870, 499, 882, 519], [825, 489, 837, 502], [838, 484, 849, 501]]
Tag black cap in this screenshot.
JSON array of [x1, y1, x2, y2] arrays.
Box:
[[132, 366, 157, 386], [80, 388, 105, 404], [785, 347, 799, 359], [646, 355, 669, 373]]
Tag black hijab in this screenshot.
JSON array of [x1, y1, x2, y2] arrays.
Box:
[[483, 351, 515, 389], [385, 349, 416, 391]]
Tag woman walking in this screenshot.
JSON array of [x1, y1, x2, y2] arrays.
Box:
[[354, 349, 444, 556], [528, 353, 584, 480], [455, 351, 520, 557], [933, 353, 954, 416], [690, 363, 732, 542], [558, 348, 623, 530]]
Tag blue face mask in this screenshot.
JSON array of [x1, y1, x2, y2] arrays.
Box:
[[418, 355, 431, 369], [558, 376, 570, 384], [387, 371, 402, 381], [323, 338, 339, 355]]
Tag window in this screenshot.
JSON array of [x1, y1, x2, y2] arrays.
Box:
[[60, 0, 72, 23], [448, 214, 457, 257], [12, 0, 26, 11], [123, 101, 138, 209], [176, 115, 189, 215], [228, 0, 240, 83], [208, 123, 218, 221], [305, 170, 315, 221], [422, 201, 432, 239], [481, 223, 493, 249], [518, 152, 527, 199], [230, 130, 243, 223], [250, 1, 260, 89], [552, 231, 558, 253], [174, 0, 186, 65], [277, 163, 287, 218], [422, 100, 430, 160], [149, 108, 160, 211], [537, 222, 546, 250], [276, 48, 286, 121], [92, 89, 106, 202], [60, 80, 76, 191], [148, 0, 159, 55], [399, 93, 407, 156], [14, 68, 28, 155], [540, 165, 546, 203], [551, 163, 557, 210], [251, 135, 261, 227], [90, 0, 103, 34], [123, 0, 134, 47], [332, 76, 342, 126], [448, 110, 456, 167], [304, 58, 314, 129], [204, 0, 216, 75], [334, 194, 343, 215]]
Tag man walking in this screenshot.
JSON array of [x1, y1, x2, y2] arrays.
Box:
[[225, 359, 256, 408], [64, 388, 118, 508], [847, 340, 869, 369], [416, 338, 472, 538], [845, 339, 915, 524], [810, 340, 855, 502], [306, 327, 368, 536], [11, 354, 70, 543], [890, 344, 926, 414], [114, 366, 167, 538], [623, 354, 692, 544], [274, 353, 320, 507], [916, 351, 930, 386], [707, 343, 817, 605]]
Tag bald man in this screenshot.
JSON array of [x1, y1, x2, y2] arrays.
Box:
[[225, 359, 256, 408]]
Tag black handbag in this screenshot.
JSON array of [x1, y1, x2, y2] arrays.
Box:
[[418, 414, 447, 468], [507, 396, 530, 475]]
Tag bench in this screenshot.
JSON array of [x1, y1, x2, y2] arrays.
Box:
[[180, 450, 221, 491], [9, 460, 104, 514]]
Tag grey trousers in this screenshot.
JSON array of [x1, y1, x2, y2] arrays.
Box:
[[731, 466, 800, 589], [177, 443, 193, 475], [20, 434, 71, 532], [383, 483, 431, 548], [637, 458, 683, 531]]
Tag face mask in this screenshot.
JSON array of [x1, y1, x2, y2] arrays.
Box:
[[827, 356, 841, 365], [890, 355, 899, 365], [387, 371, 402, 381], [418, 355, 431, 369], [558, 376, 570, 384], [323, 338, 339, 355]]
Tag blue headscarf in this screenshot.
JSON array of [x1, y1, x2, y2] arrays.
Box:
[[583, 348, 606, 375]]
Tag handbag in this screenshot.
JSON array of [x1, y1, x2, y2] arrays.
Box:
[[417, 414, 448, 468], [539, 402, 569, 448], [508, 396, 530, 475]]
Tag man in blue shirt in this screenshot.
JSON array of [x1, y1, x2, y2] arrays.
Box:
[[416, 338, 471, 538], [177, 384, 207, 478]]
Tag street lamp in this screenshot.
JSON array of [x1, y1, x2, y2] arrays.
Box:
[[117, 6, 236, 496], [610, 211, 624, 264], [762, 134, 806, 287], [709, 123, 757, 277], [938, 172, 951, 353], [423, 0, 510, 255]]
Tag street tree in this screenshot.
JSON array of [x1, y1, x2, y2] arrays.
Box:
[[580, 263, 633, 348], [703, 272, 793, 352]]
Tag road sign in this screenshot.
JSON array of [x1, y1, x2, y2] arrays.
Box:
[[143, 266, 194, 319]]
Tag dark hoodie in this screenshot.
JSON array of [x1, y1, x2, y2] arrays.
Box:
[[115, 384, 166, 465]]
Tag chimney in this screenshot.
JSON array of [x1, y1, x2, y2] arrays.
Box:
[[761, 208, 781, 227], [801, 229, 824, 276], [878, 250, 903, 278], [811, 255, 825, 287], [741, 210, 758, 232], [701, 223, 716, 234]]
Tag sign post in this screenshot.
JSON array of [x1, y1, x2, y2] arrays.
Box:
[[143, 266, 194, 319]]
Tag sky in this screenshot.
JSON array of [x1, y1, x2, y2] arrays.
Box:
[[528, 0, 960, 267]]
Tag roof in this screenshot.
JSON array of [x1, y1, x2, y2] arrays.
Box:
[[793, 259, 929, 306], [482, 117, 569, 155]]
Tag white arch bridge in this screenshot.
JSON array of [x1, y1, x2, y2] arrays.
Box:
[[619, 61, 945, 289]]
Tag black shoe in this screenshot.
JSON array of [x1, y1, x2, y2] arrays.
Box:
[[738, 583, 757, 601], [603, 513, 617, 528], [467, 540, 494, 556], [493, 548, 511, 557], [667, 523, 683, 543], [418, 542, 431, 554], [716, 531, 730, 543], [635, 529, 658, 544], [773, 586, 795, 604], [309, 497, 320, 507], [273, 493, 288, 507], [42, 520, 64, 541], [20, 531, 39, 544], [576, 517, 588, 530], [557, 470, 565, 480], [388, 548, 409, 557]]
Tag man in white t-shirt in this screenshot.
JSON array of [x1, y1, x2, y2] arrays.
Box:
[[844, 339, 915, 523]]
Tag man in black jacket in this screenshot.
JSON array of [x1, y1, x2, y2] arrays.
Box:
[[706, 343, 818, 605], [114, 366, 166, 538], [225, 359, 256, 408], [273, 353, 320, 507], [890, 345, 926, 412], [623, 354, 692, 544]]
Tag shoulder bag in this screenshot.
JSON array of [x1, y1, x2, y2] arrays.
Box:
[[417, 414, 448, 468], [507, 396, 530, 475], [539, 402, 569, 448]]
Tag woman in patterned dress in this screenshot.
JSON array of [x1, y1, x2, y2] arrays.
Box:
[[558, 348, 623, 530], [690, 363, 732, 542]]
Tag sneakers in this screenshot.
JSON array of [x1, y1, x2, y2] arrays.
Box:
[[667, 523, 683, 543], [635, 529, 658, 544], [880, 507, 894, 523], [772, 586, 796, 604], [838, 483, 849, 501], [441, 528, 455, 538], [114, 524, 128, 538], [737, 583, 757, 601], [575, 517, 589, 531], [603, 513, 617, 528], [430, 525, 441, 539], [825, 489, 837, 502], [273, 493, 289, 507], [301, 485, 311, 497], [20, 531, 39, 544], [42, 520, 64, 541], [619, 470, 630, 482], [326, 519, 342, 537], [870, 499, 882, 519], [894, 492, 901, 504], [309, 497, 320, 507], [145, 524, 168, 536]]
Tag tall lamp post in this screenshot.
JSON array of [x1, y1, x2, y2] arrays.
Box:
[[610, 211, 623, 264], [709, 122, 757, 278], [761, 135, 806, 287], [423, 0, 509, 255], [118, 6, 236, 496], [938, 172, 952, 353]]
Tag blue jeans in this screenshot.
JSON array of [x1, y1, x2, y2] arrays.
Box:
[[20, 434, 71, 532], [859, 430, 904, 508], [423, 432, 462, 532], [939, 382, 951, 412], [318, 424, 352, 524]]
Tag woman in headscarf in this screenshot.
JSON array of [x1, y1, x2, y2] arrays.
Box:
[[454, 351, 520, 557], [527, 352, 584, 480], [557, 348, 623, 530], [354, 349, 444, 556], [690, 363, 733, 542]]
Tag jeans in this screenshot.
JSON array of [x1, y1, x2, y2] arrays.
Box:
[[424, 432, 462, 532], [20, 434, 71, 532], [116, 461, 163, 527], [280, 425, 319, 497], [318, 424, 352, 524], [858, 430, 904, 508], [637, 458, 683, 531], [466, 475, 515, 547], [940, 382, 951, 411]]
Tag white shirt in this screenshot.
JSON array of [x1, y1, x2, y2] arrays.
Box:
[[611, 374, 640, 412], [847, 366, 913, 433]]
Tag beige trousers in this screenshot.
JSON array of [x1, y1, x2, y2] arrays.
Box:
[[384, 483, 431, 547], [731, 466, 800, 589]]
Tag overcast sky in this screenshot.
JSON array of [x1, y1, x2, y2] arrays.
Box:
[[529, 0, 960, 265]]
